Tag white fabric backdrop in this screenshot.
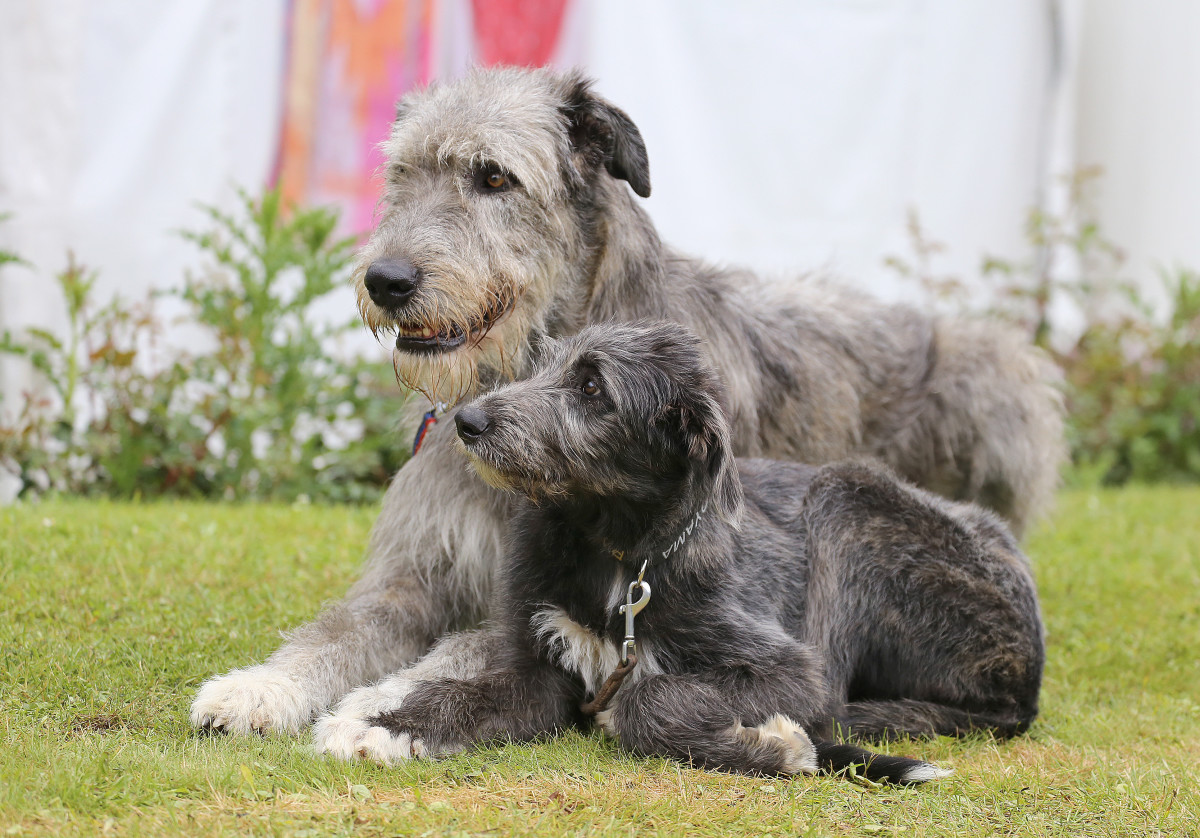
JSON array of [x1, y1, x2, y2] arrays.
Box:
[[577, 0, 1058, 302], [0, 0, 287, 410], [1076, 0, 1200, 309]]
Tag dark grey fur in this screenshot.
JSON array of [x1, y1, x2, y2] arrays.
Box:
[[190, 66, 1060, 743], [364, 322, 1044, 783]]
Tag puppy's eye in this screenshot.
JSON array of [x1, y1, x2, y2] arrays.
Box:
[[474, 165, 517, 193], [581, 379, 601, 397]]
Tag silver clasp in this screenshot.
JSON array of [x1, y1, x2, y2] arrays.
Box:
[[619, 567, 651, 665]]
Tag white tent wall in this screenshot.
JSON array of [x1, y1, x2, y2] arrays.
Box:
[[0, 0, 288, 416], [577, 0, 1060, 302], [1075, 0, 1200, 309]]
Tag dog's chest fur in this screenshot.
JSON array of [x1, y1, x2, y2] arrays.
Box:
[[526, 564, 661, 697]]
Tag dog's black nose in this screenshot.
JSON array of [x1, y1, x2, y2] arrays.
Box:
[[455, 406, 493, 442], [364, 258, 420, 309]]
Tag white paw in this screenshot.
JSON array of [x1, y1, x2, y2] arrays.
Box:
[[358, 725, 429, 764], [312, 713, 374, 760], [593, 708, 617, 736], [312, 713, 426, 764], [190, 668, 313, 735], [747, 714, 818, 774]]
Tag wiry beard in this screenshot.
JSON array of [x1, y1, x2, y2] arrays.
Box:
[[392, 327, 519, 405], [355, 269, 535, 405]]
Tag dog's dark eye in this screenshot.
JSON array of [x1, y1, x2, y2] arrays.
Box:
[[581, 379, 601, 397], [475, 165, 517, 193]]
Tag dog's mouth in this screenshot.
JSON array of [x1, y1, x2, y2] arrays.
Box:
[[459, 443, 564, 499], [394, 293, 516, 355]]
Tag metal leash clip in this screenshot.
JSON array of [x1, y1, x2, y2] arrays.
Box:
[[580, 560, 651, 716], [619, 560, 651, 665]]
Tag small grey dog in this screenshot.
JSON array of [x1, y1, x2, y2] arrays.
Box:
[[192, 66, 1061, 743], [353, 322, 1043, 782]]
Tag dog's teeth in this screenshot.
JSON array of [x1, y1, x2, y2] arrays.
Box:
[[399, 326, 440, 339]]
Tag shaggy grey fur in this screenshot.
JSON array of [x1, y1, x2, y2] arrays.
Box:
[[190, 66, 1062, 741], [357, 321, 1042, 783]]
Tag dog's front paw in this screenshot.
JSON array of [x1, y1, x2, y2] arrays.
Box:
[[759, 714, 818, 774], [190, 667, 314, 736], [313, 713, 428, 765], [738, 714, 818, 774]]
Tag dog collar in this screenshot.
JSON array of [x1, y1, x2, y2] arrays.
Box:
[[411, 401, 448, 455], [606, 499, 709, 564], [657, 500, 708, 561]]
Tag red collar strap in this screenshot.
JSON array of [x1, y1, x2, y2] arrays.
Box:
[[412, 407, 439, 455]]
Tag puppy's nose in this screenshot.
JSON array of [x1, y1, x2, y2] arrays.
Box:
[[364, 258, 420, 309], [455, 406, 493, 442]]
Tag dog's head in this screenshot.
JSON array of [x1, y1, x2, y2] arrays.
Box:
[[454, 321, 743, 526], [356, 67, 651, 404]]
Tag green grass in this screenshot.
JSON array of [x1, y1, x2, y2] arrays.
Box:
[[2, 489, 1198, 837]]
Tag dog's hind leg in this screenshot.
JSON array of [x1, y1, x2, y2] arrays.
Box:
[[190, 430, 510, 735], [897, 319, 1066, 537], [839, 698, 1033, 740], [802, 461, 1045, 745]]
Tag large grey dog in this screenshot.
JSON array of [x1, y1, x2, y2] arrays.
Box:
[[344, 321, 1042, 782], [190, 67, 1063, 746]]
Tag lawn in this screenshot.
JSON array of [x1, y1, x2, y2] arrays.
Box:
[[1, 488, 1198, 837]]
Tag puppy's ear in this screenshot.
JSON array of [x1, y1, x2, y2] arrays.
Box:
[[560, 73, 651, 198], [673, 390, 745, 529]]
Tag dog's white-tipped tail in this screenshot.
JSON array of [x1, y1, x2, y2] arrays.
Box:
[[899, 762, 954, 784], [814, 740, 952, 785]]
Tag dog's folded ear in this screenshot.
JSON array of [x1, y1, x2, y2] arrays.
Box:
[[671, 393, 745, 529], [560, 73, 651, 198], [707, 441, 746, 530]]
